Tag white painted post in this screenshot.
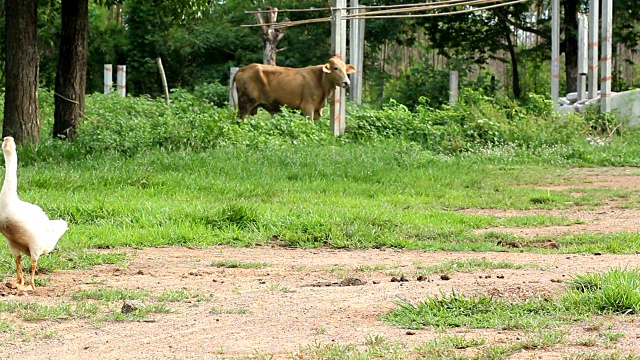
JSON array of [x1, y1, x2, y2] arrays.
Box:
[[116, 65, 126, 97], [330, 0, 347, 136], [229, 67, 239, 109], [356, 6, 365, 103], [588, 0, 599, 99], [600, 0, 613, 113], [551, 0, 560, 105], [156, 57, 170, 106], [449, 70, 459, 106], [577, 14, 588, 101], [104, 64, 113, 94], [349, 0, 364, 104]]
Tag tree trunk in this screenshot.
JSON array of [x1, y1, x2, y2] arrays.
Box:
[[53, 0, 89, 141], [504, 29, 521, 98], [3, 0, 40, 144], [255, 7, 287, 65], [564, 0, 579, 93]]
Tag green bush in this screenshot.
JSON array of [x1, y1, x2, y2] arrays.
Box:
[[1, 86, 639, 167]]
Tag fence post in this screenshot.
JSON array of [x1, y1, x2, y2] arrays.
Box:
[[156, 57, 170, 106], [104, 64, 113, 94], [600, 0, 613, 113], [449, 70, 459, 106], [229, 67, 239, 109], [588, 0, 599, 99], [330, 0, 347, 136], [577, 14, 588, 101], [349, 0, 364, 104], [117, 65, 126, 97]]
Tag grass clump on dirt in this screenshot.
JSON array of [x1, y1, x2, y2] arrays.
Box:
[[210, 260, 270, 269], [382, 268, 640, 331], [412, 258, 542, 275], [71, 288, 151, 301]]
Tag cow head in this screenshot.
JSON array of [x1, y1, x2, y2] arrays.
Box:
[[322, 55, 356, 88]]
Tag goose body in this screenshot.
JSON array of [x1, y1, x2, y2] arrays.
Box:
[[0, 136, 68, 291]]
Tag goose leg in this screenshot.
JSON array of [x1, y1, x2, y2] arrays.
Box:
[[8, 255, 25, 289], [24, 259, 37, 291]]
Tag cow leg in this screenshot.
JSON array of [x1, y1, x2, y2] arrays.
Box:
[[313, 110, 322, 120], [238, 102, 256, 119], [301, 105, 315, 120]]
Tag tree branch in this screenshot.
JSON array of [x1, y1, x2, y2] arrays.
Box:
[[492, 9, 550, 41]]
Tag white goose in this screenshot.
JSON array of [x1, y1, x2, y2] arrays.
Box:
[[0, 136, 68, 291]]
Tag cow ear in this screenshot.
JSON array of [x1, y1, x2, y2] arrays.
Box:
[[346, 65, 356, 74], [323, 63, 331, 73]]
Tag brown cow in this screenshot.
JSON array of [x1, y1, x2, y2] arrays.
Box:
[[232, 55, 356, 120]]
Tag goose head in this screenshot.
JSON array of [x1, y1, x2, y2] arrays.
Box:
[[3, 137, 15, 154]]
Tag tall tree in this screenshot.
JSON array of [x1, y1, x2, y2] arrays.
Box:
[[54, 0, 89, 140], [3, 0, 40, 143]]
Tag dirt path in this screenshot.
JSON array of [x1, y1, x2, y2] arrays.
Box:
[[1, 167, 640, 359]]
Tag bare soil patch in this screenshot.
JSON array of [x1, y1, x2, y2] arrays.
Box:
[[1, 168, 640, 359]]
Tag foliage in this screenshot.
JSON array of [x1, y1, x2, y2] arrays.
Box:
[[346, 90, 592, 153], [383, 60, 498, 109]]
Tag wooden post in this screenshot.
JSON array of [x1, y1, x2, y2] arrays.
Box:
[[577, 14, 588, 101], [330, 0, 347, 136], [588, 0, 599, 99], [551, 0, 560, 105], [600, 0, 613, 113], [104, 64, 112, 94], [229, 67, 238, 109], [449, 71, 459, 106], [116, 65, 126, 97], [156, 57, 170, 106], [349, 1, 364, 104]]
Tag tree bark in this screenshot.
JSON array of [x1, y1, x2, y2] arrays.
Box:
[[504, 28, 521, 98], [3, 0, 40, 144], [53, 0, 89, 141], [564, 0, 579, 93], [255, 7, 287, 65]]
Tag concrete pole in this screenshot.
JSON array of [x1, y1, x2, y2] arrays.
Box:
[[577, 14, 588, 101], [104, 64, 113, 94], [588, 0, 599, 99], [349, 1, 364, 104], [600, 0, 613, 113], [551, 0, 560, 105], [449, 71, 459, 106], [229, 67, 239, 109], [116, 65, 126, 97], [330, 0, 347, 136]]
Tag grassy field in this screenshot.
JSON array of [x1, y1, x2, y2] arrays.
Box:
[[3, 137, 639, 275]]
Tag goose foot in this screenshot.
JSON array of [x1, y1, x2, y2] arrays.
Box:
[[5, 281, 34, 291]]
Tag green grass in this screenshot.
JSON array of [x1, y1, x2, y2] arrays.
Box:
[[0, 301, 101, 321], [210, 306, 251, 314], [156, 289, 200, 302], [3, 137, 640, 277], [71, 288, 151, 301], [210, 260, 270, 269], [412, 258, 543, 275]]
